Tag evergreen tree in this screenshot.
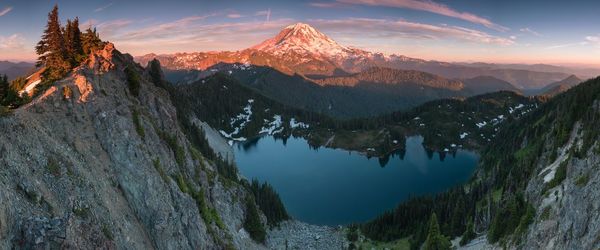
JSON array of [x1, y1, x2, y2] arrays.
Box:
[[423, 213, 451, 250], [459, 218, 476, 246], [0, 74, 8, 100], [66, 17, 84, 63], [82, 27, 103, 55], [148, 59, 164, 88], [36, 5, 70, 82], [243, 197, 266, 243]]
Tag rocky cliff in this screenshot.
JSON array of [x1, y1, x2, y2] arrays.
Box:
[[0, 43, 266, 249]]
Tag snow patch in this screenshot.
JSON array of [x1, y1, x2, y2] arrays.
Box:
[[290, 118, 309, 129], [259, 115, 284, 135]]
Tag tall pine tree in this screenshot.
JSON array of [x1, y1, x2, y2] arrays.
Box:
[[82, 27, 103, 55], [64, 17, 84, 64], [423, 213, 452, 250], [0, 74, 8, 102], [36, 5, 70, 82]]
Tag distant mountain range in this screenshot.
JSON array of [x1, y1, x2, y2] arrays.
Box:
[[135, 22, 592, 90], [538, 75, 582, 97], [0, 61, 35, 80], [462, 76, 521, 95]]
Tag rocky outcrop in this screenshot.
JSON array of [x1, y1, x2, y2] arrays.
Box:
[[266, 221, 348, 250], [0, 43, 265, 249], [522, 124, 600, 249]]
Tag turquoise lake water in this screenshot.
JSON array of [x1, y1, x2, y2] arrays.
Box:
[[234, 135, 478, 225]]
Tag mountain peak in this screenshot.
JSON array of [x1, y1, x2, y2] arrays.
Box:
[[251, 22, 351, 57], [284, 22, 313, 30]]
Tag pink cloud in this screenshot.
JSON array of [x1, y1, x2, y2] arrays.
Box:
[[309, 2, 349, 8], [310, 18, 514, 45], [0, 6, 13, 16], [333, 0, 508, 32], [519, 27, 541, 37], [94, 3, 113, 13], [227, 13, 243, 18]]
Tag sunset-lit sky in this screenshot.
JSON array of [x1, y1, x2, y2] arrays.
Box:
[[1, 0, 600, 67]]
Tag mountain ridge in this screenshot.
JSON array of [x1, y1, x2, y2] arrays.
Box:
[[135, 22, 577, 89]]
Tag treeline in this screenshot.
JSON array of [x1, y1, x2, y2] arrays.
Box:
[[36, 5, 103, 84], [170, 72, 335, 138], [1, 5, 104, 112], [149, 61, 291, 241], [247, 179, 289, 227], [0, 74, 31, 113], [314, 67, 462, 90], [360, 77, 600, 248]]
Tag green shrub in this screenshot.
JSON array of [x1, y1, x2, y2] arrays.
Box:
[[132, 109, 145, 139], [125, 66, 141, 97], [174, 174, 190, 194], [514, 204, 535, 237], [545, 160, 568, 192], [158, 131, 186, 167], [153, 158, 169, 183], [0, 105, 12, 117], [243, 197, 266, 243], [347, 224, 359, 242], [102, 223, 114, 240], [73, 207, 90, 218], [575, 173, 590, 187], [459, 219, 476, 246], [47, 157, 61, 176], [192, 187, 225, 230], [540, 206, 551, 221]]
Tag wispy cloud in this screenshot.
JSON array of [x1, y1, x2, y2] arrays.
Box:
[[586, 35, 600, 44], [255, 9, 271, 22], [0, 34, 25, 49], [96, 19, 133, 37], [310, 18, 514, 45], [519, 27, 541, 37], [309, 2, 349, 8], [227, 13, 243, 18], [94, 3, 113, 13], [0, 33, 33, 60], [97, 14, 294, 55], [0, 6, 13, 16], [545, 42, 588, 50], [325, 0, 508, 32]]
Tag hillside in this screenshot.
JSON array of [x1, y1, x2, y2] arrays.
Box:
[[463, 75, 521, 95], [0, 43, 306, 249], [313, 67, 464, 90], [166, 69, 539, 158], [357, 75, 600, 249], [538, 75, 582, 97], [305, 91, 539, 157], [0, 61, 35, 80], [165, 64, 529, 119]]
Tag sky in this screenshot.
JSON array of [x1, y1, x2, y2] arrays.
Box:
[[1, 0, 600, 67]]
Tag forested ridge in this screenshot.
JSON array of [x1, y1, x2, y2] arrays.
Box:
[[358, 76, 600, 249], [0, 4, 104, 113]]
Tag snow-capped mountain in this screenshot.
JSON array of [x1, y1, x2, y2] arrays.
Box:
[[251, 22, 354, 58], [135, 22, 572, 87], [136, 22, 418, 76]]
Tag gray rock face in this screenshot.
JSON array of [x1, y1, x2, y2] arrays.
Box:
[[522, 125, 600, 249], [266, 221, 348, 250], [0, 43, 260, 249]]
